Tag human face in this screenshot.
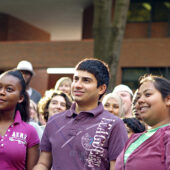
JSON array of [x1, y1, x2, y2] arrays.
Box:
[[118, 91, 132, 115], [20, 70, 32, 86], [71, 70, 106, 109], [0, 74, 23, 112], [58, 81, 71, 95], [48, 95, 66, 117], [104, 97, 120, 116], [29, 102, 38, 122], [137, 81, 169, 127]]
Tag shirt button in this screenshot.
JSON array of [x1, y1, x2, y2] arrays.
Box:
[[5, 134, 7, 137], [1, 139, 3, 142], [8, 129, 10, 132]]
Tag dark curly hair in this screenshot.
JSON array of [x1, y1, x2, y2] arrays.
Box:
[[38, 90, 72, 122], [123, 118, 146, 133]]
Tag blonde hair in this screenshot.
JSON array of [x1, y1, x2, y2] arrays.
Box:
[[102, 92, 125, 117], [54, 77, 72, 90]]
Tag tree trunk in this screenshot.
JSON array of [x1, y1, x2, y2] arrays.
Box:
[[93, 0, 130, 91]]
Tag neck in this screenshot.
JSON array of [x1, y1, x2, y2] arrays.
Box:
[[75, 101, 98, 114], [0, 110, 15, 122], [26, 86, 30, 90], [150, 118, 170, 129]]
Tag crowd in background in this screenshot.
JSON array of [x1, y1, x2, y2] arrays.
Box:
[[0, 59, 170, 170]]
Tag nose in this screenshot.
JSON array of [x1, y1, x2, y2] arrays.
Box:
[[107, 106, 114, 113], [74, 79, 82, 89], [56, 103, 62, 110], [137, 95, 144, 105], [0, 87, 5, 95]]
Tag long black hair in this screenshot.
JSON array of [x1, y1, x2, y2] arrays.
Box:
[[4, 69, 30, 122]]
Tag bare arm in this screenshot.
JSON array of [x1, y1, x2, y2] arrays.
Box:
[[33, 151, 52, 170], [110, 160, 116, 170], [26, 144, 39, 170]]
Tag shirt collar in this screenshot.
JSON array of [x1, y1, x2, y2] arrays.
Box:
[[66, 102, 104, 118], [13, 110, 22, 125]]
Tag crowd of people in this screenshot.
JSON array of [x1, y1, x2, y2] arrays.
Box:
[[0, 58, 170, 170]]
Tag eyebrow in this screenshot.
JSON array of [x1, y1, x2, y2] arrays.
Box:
[[138, 88, 153, 95], [74, 75, 93, 80]]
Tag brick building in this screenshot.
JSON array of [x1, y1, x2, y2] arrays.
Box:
[[0, 0, 170, 95]]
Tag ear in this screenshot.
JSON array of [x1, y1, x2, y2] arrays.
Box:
[[98, 84, 107, 96], [165, 95, 170, 106], [18, 95, 24, 104]]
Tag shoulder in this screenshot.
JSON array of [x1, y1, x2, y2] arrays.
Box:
[[28, 122, 43, 133], [20, 121, 39, 134], [31, 88, 41, 95], [46, 110, 69, 127], [161, 125, 170, 142], [99, 109, 123, 125]]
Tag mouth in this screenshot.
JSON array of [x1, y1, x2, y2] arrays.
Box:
[[73, 91, 84, 96], [52, 110, 60, 114], [0, 99, 6, 103], [139, 106, 149, 113]]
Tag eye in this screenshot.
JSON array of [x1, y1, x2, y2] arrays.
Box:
[[83, 78, 91, 83], [73, 76, 79, 82], [6, 87, 14, 92], [113, 105, 119, 109], [50, 101, 57, 105], [104, 103, 110, 107], [61, 103, 66, 107], [145, 93, 151, 97]]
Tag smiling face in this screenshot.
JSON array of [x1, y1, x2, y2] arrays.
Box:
[[0, 74, 24, 112], [71, 70, 106, 111], [137, 81, 170, 127], [48, 95, 67, 117]]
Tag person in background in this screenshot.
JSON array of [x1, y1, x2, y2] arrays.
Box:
[[33, 58, 128, 170], [17, 60, 41, 104], [102, 92, 125, 118], [29, 99, 39, 123], [113, 84, 133, 118], [29, 99, 43, 140], [123, 118, 146, 138], [132, 89, 150, 130], [0, 69, 39, 170], [115, 75, 170, 170], [54, 77, 72, 97], [131, 89, 141, 120], [38, 89, 72, 123]]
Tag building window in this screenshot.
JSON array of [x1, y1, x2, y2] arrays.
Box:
[[128, 0, 170, 22], [122, 67, 170, 90]]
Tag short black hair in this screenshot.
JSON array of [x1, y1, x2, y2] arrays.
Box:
[[76, 58, 110, 98]]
